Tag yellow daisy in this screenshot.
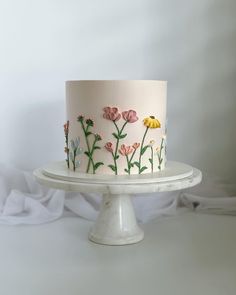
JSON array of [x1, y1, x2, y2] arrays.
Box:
[[143, 116, 161, 128]]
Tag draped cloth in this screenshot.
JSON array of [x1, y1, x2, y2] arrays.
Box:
[[0, 163, 235, 225]]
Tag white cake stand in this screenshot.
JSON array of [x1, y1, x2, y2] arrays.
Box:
[[34, 161, 202, 246]]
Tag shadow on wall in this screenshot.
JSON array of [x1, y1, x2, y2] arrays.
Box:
[[9, 100, 65, 171], [146, 0, 236, 182]]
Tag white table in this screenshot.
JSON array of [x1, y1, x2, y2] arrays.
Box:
[[0, 212, 236, 295]]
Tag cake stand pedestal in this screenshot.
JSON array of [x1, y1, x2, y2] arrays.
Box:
[[34, 161, 202, 246]]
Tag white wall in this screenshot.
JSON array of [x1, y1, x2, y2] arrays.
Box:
[[0, 0, 235, 181]]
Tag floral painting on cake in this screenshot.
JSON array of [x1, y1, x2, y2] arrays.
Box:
[[63, 121, 70, 168], [103, 107, 162, 175], [70, 137, 83, 171], [65, 108, 165, 175], [77, 115, 104, 174], [103, 107, 138, 175]]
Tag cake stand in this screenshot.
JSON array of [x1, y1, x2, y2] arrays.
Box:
[[34, 161, 202, 246]]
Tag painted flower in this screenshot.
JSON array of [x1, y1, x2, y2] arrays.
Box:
[[122, 110, 138, 123], [119, 144, 133, 156], [95, 134, 102, 141], [143, 116, 161, 128], [105, 142, 113, 153], [103, 107, 121, 121], [64, 121, 69, 135], [148, 140, 155, 147], [86, 118, 94, 127], [77, 115, 84, 122], [132, 142, 140, 150]]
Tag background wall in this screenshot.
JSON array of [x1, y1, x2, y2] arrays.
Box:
[[0, 0, 235, 181]]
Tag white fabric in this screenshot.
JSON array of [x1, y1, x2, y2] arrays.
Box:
[[0, 163, 235, 225]]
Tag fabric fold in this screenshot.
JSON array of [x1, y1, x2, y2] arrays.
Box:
[[0, 163, 235, 225]]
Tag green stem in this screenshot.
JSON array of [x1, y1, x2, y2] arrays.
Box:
[[65, 135, 70, 168], [90, 137, 98, 174], [129, 149, 136, 164], [138, 127, 149, 174], [151, 146, 153, 172], [112, 121, 128, 175], [125, 154, 130, 175], [80, 121, 92, 173], [73, 148, 76, 171], [119, 121, 128, 135], [158, 138, 164, 170]]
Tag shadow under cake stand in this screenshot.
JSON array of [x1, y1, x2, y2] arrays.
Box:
[[34, 161, 202, 246]]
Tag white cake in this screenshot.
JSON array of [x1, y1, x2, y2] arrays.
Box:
[[64, 80, 167, 175]]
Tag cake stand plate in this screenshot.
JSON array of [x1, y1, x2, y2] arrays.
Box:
[[34, 161, 202, 246]]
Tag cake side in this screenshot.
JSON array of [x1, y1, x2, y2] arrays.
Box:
[[64, 80, 167, 175]]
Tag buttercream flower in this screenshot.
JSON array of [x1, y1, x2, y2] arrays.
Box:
[[77, 115, 84, 122], [95, 134, 102, 141], [148, 140, 155, 147], [64, 121, 69, 135], [143, 116, 161, 128], [122, 110, 138, 123], [103, 107, 121, 121], [119, 144, 133, 156], [105, 142, 113, 153], [86, 118, 94, 127], [132, 142, 140, 150]]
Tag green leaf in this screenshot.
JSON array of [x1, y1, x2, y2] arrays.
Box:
[[149, 158, 153, 164], [160, 158, 163, 164], [119, 133, 127, 139], [141, 145, 149, 155], [112, 133, 119, 139], [130, 163, 134, 168], [108, 164, 116, 172], [134, 161, 140, 168], [84, 151, 91, 158], [93, 146, 101, 150], [115, 155, 119, 160], [85, 131, 92, 136], [94, 162, 104, 170], [124, 168, 129, 174], [140, 166, 148, 174]]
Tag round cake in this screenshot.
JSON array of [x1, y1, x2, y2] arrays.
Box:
[[64, 80, 167, 175]]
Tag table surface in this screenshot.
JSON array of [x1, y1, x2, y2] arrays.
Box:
[[0, 212, 236, 295]]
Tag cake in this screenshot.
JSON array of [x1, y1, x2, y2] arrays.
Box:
[[64, 80, 167, 175]]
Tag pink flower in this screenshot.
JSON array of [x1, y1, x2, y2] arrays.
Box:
[[122, 110, 138, 123], [105, 142, 113, 153], [132, 142, 140, 150], [119, 144, 134, 156], [64, 121, 69, 135], [103, 107, 121, 121]]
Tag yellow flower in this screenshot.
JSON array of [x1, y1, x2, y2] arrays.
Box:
[[143, 116, 161, 129]]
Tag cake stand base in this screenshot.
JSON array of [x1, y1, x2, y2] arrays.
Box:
[[34, 161, 202, 246], [89, 194, 144, 245]]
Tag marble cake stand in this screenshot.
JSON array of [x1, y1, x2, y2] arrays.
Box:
[[34, 161, 202, 246]]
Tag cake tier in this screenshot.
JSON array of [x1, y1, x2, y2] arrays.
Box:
[[64, 80, 167, 175]]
